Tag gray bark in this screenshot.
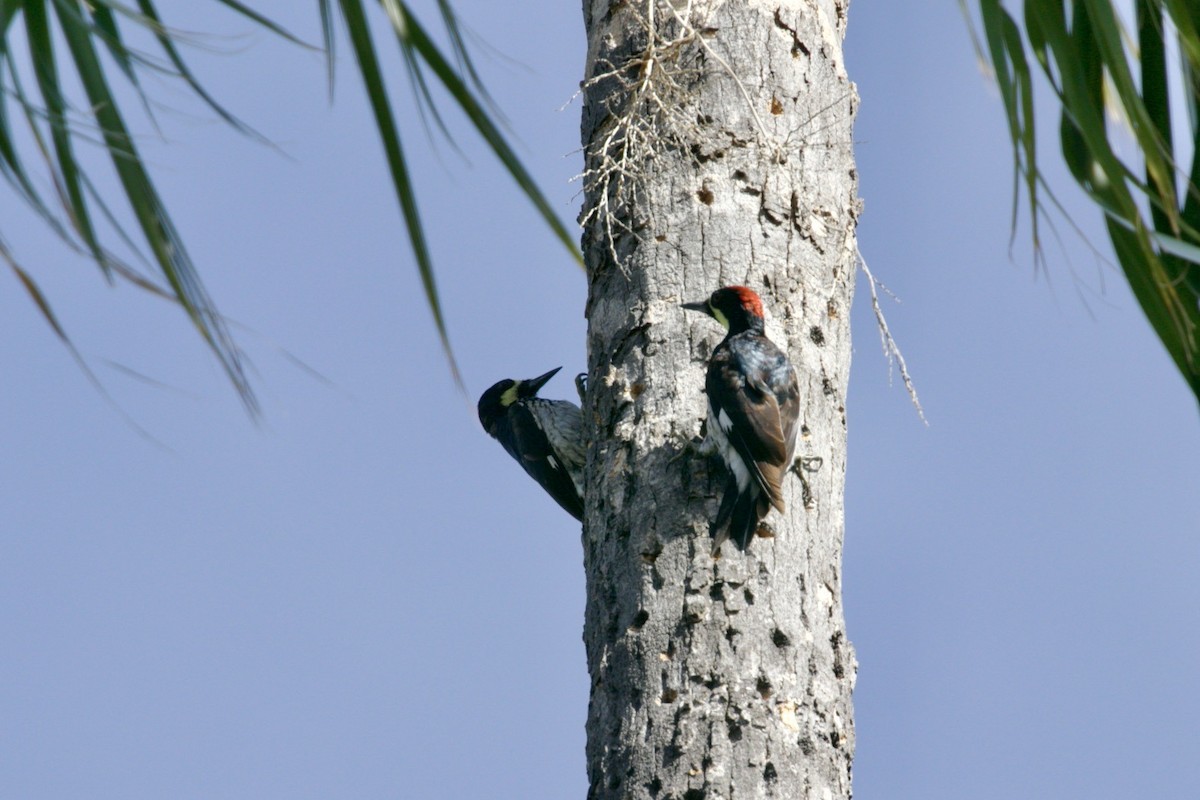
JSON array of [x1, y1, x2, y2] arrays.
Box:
[[578, 1, 859, 798]]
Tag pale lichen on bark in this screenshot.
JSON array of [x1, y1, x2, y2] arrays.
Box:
[[579, 2, 859, 798]]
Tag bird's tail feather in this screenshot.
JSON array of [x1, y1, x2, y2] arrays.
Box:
[[729, 490, 770, 550], [711, 480, 770, 553], [710, 474, 740, 554]]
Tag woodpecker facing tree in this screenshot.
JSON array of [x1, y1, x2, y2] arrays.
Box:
[[478, 367, 586, 521], [683, 286, 801, 553]]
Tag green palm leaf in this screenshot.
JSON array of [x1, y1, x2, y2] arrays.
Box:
[[0, 0, 580, 409], [967, 0, 1200, 406]]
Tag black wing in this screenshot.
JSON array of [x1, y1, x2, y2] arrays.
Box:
[[508, 403, 585, 520], [707, 336, 798, 512]]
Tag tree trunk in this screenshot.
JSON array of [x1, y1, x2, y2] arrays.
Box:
[[578, 1, 859, 798]]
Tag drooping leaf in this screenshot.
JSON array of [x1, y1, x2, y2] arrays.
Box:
[[338, 0, 462, 389], [967, 0, 1200, 407], [1, 0, 580, 410], [53, 0, 258, 413], [387, 2, 582, 265]]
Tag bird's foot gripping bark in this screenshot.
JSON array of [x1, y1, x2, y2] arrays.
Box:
[[667, 430, 717, 469]]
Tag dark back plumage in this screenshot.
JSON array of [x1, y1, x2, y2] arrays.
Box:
[[683, 285, 801, 552], [711, 330, 800, 510]]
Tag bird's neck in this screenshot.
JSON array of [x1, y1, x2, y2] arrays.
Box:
[[726, 317, 765, 337]]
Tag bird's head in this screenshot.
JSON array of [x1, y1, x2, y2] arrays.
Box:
[[477, 366, 563, 432], [682, 285, 765, 333]]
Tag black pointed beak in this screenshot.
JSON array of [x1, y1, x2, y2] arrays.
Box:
[[525, 366, 563, 395], [681, 300, 709, 314]]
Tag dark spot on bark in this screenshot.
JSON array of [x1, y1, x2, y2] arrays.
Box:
[[772, 628, 791, 648], [663, 745, 682, 766], [655, 234, 667, 242], [827, 299, 839, 319], [770, 96, 784, 115], [757, 676, 772, 698], [630, 382, 645, 398], [630, 688, 642, 710], [832, 631, 846, 678], [630, 609, 649, 631], [799, 737, 815, 755], [733, 169, 748, 181], [727, 720, 743, 741], [809, 326, 825, 345], [704, 676, 722, 690], [661, 688, 678, 704], [725, 626, 738, 646], [772, 8, 810, 58], [697, 186, 714, 205], [799, 456, 823, 473], [764, 762, 778, 782], [613, 322, 651, 361], [647, 778, 663, 796], [650, 566, 665, 591], [822, 377, 835, 396], [684, 789, 706, 800], [832, 730, 842, 749], [743, 587, 755, 605], [800, 473, 813, 511], [800, 424, 811, 438], [709, 583, 725, 601]]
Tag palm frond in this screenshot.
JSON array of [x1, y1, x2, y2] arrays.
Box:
[[968, 0, 1200, 406], [0, 0, 580, 411]]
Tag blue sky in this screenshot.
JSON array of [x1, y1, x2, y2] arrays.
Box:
[[2, 1, 1197, 798]]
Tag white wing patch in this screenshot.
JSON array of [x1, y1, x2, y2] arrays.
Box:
[[709, 402, 751, 492]]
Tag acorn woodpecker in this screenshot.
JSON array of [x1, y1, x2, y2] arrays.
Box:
[[477, 366, 585, 521], [683, 286, 800, 552]]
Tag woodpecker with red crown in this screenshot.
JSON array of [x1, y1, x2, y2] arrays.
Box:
[[683, 286, 800, 553], [478, 366, 585, 521]]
